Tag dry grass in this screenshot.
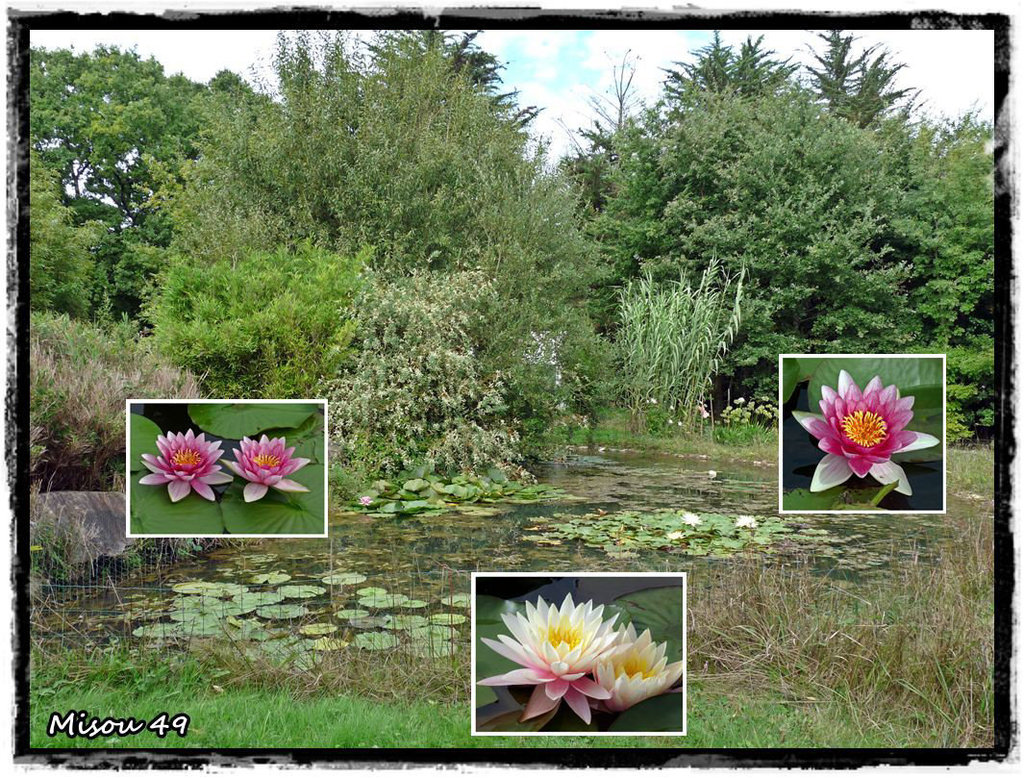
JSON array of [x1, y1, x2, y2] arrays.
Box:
[[30, 311, 201, 492], [687, 496, 994, 747]]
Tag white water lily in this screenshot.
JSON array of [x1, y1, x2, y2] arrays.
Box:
[[735, 515, 758, 529], [666, 530, 686, 540], [477, 593, 621, 724], [681, 513, 702, 526], [593, 624, 684, 712], [707, 470, 717, 478]]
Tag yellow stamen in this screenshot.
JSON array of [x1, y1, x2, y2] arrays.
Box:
[[170, 449, 202, 467], [547, 623, 583, 650], [252, 453, 281, 468], [841, 410, 887, 447], [620, 655, 658, 679]]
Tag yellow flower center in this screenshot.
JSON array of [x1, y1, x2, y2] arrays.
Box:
[[841, 410, 888, 447], [252, 453, 281, 468], [619, 654, 658, 679], [170, 449, 202, 467], [547, 623, 583, 650]]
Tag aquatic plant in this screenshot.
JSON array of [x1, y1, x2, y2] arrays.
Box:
[[223, 434, 312, 502], [592, 623, 684, 713], [792, 370, 939, 495], [139, 429, 233, 502]]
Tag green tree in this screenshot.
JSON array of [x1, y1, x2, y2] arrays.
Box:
[[806, 31, 916, 127], [29, 45, 208, 317], [664, 32, 797, 104], [29, 152, 102, 317]]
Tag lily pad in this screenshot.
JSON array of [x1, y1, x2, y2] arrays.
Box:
[[278, 585, 326, 599], [231, 592, 285, 613], [171, 582, 247, 597], [129, 414, 164, 473], [255, 604, 308, 620], [250, 572, 292, 585], [300, 622, 338, 636], [429, 613, 467, 625], [356, 587, 387, 597], [440, 594, 471, 609], [383, 614, 430, 630], [188, 402, 320, 439], [359, 593, 409, 609], [321, 572, 367, 586], [310, 637, 349, 651], [352, 632, 400, 651], [130, 476, 225, 536], [334, 608, 370, 620], [221, 464, 325, 535]]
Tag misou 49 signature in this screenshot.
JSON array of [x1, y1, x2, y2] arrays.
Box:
[[47, 710, 190, 739]]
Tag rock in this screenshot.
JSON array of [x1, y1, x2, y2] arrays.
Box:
[[33, 491, 132, 565]]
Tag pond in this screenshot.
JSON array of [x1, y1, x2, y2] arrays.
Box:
[[41, 450, 977, 664]]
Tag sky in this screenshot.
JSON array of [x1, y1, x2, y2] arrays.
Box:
[[29, 26, 996, 161]]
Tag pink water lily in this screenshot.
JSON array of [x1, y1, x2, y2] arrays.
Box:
[[139, 429, 233, 502], [477, 593, 621, 724], [793, 370, 939, 496], [222, 434, 311, 503]]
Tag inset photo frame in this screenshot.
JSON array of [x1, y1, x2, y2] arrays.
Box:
[[126, 399, 328, 537], [471, 572, 686, 737], [779, 355, 945, 514]]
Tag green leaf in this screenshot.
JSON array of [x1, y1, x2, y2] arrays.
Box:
[[781, 485, 847, 511], [607, 693, 684, 732], [129, 473, 225, 535], [258, 412, 325, 464], [188, 402, 321, 439], [220, 464, 325, 535], [611, 586, 685, 660], [781, 357, 824, 404], [870, 480, 899, 507], [128, 413, 164, 473]]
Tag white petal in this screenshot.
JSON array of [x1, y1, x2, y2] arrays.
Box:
[[791, 410, 824, 434], [869, 460, 912, 496], [894, 431, 940, 454], [810, 453, 853, 492], [837, 369, 855, 397]]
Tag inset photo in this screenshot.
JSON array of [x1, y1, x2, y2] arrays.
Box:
[[127, 400, 327, 537], [471, 573, 686, 736], [779, 355, 945, 513]]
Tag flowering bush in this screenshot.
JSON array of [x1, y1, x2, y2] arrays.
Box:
[[327, 271, 519, 477]]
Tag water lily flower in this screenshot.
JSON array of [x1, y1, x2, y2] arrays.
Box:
[[667, 530, 686, 540], [735, 515, 758, 529], [222, 434, 311, 502], [792, 370, 940, 495], [477, 593, 620, 724], [681, 513, 702, 526], [708, 470, 717, 478], [139, 429, 233, 502], [593, 623, 684, 712], [358, 495, 374, 506]]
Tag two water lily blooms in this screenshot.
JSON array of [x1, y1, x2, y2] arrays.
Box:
[[792, 370, 939, 496], [140, 430, 310, 503], [477, 593, 683, 726]]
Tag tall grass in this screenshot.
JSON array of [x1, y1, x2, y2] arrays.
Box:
[[618, 259, 743, 432]]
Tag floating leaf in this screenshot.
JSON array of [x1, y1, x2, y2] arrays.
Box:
[[356, 587, 387, 597], [429, 613, 466, 625], [278, 585, 326, 599], [352, 632, 400, 651], [321, 572, 367, 586], [383, 614, 430, 630], [129, 414, 164, 473], [255, 604, 308, 620], [130, 475, 225, 536], [222, 464, 325, 535], [440, 594, 471, 609], [311, 637, 349, 651], [300, 622, 338, 636], [171, 582, 247, 597], [250, 572, 292, 585], [334, 608, 370, 620], [231, 592, 284, 613]]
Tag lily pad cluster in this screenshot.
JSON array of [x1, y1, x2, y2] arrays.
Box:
[[130, 403, 326, 535], [354, 466, 569, 516], [127, 572, 472, 665], [524, 509, 829, 557]]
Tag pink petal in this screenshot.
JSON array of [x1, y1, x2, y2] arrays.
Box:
[[167, 479, 191, 503], [571, 676, 613, 700], [522, 684, 561, 721], [869, 460, 912, 496], [563, 687, 593, 724], [544, 679, 570, 700], [478, 667, 553, 686], [191, 480, 216, 501], [894, 430, 940, 454], [273, 478, 310, 493], [244, 482, 269, 502], [221, 459, 245, 478], [810, 453, 853, 492], [847, 455, 874, 478], [139, 473, 172, 485], [202, 470, 234, 485]]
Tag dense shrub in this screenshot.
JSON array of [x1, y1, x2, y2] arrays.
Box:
[[327, 271, 520, 477], [147, 243, 363, 398], [30, 311, 201, 491]]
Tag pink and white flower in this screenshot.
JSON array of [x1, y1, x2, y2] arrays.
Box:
[[592, 624, 684, 712], [139, 429, 233, 502], [222, 434, 311, 503], [792, 370, 939, 495], [477, 593, 621, 724]]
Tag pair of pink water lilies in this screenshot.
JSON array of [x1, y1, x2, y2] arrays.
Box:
[[138, 429, 310, 503]]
